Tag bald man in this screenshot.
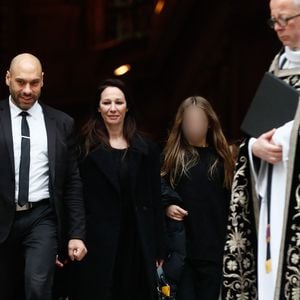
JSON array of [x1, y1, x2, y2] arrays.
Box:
[[222, 0, 300, 299], [0, 53, 87, 300]]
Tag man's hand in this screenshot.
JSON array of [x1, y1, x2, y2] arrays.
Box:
[[166, 205, 188, 221], [68, 239, 87, 261], [252, 129, 282, 164], [55, 255, 69, 268]]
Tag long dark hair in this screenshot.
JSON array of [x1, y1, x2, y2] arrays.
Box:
[[80, 78, 137, 156], [161, 96, 234, 189]]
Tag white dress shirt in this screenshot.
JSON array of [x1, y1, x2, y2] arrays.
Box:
[[10, 97, 50, 202]]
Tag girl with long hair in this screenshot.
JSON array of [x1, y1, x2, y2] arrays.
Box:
[[161, 96, 234, 299]]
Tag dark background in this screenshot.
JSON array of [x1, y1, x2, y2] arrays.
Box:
[[0, 0, 281, 143]]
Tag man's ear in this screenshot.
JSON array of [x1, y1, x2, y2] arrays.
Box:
[[41, 72, 44, 87], [5, 71, 10, 86]]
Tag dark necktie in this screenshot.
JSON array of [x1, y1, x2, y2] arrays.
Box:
[[18, 111, 30, 207]]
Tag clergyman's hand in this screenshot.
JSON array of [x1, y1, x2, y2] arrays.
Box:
[[252, 129, 282, 164]]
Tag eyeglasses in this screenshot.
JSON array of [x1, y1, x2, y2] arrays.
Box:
[[268, 13, 300, 28]]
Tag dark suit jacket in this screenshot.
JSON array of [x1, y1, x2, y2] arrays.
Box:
[[71, 134, 165, 299], [0, 98, 85, 257]]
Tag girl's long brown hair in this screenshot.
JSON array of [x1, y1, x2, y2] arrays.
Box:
[[80, 78, 137, 156], [161, 96, 234, 189]]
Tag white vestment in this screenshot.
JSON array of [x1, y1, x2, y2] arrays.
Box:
[[249, 121, 293, 299], [248, 45, 300, 299]]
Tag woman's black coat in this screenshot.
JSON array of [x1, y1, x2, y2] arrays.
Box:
[[71, 134, 165, 299]]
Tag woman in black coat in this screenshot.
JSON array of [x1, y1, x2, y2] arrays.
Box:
[[70, 79, 165, 300]]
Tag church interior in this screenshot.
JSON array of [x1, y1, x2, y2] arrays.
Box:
[[0, 0, 280, 143]]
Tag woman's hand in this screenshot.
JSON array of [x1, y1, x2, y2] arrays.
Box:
[[165, 205, 188, 221], [68, 239, 88, 261]]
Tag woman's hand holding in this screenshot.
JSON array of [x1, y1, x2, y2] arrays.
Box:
[[166, 205, 188, 221]]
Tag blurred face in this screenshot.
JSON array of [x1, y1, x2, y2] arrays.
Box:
[[270, 0, 300, 49], [98, 86, 128, 127], [5, 60, 43, 110], [182, 105, 209, 146]]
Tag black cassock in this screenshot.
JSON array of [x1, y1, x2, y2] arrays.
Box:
[[222, 49, 300, 300]]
